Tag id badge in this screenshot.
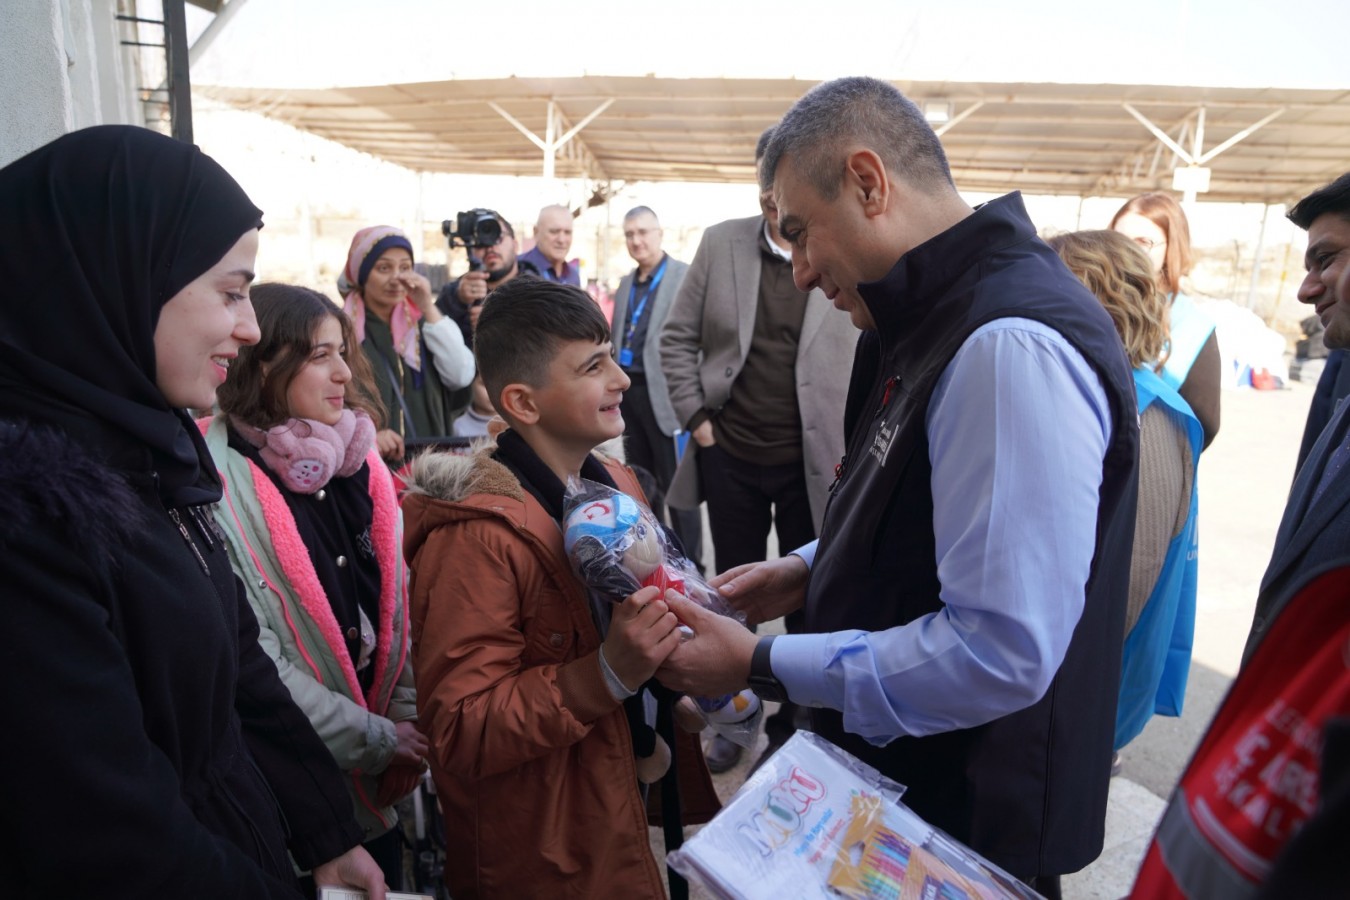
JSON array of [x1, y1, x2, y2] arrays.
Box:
[[618, 347, 634, 367]]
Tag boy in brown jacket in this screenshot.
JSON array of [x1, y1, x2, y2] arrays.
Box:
[[402, 278, 716, 898]]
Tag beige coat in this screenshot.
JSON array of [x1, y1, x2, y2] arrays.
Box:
[[658, 214, 858, 528]]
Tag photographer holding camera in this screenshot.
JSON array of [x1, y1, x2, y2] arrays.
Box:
[[436, 209, 541, 344]]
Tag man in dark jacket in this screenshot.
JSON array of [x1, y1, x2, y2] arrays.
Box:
[[1130, 210, 1350, 896], [657, 77, 1139, 898], [1250, 173, 1350, 653], [436, 209, 541, 346], [1288, 174, 1350, 476]]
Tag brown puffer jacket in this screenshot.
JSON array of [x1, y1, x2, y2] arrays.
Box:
[[402, 442, 718, 899]]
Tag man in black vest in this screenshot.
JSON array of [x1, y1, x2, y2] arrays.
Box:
[[656, 77, 1139, 897]]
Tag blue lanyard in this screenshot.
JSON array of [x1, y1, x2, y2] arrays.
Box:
[[625, 256, 668, 345]]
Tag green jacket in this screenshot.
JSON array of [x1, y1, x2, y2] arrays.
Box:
[[202, 416, 416, 841]]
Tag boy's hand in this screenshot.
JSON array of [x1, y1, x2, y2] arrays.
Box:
[[603, 586, 683, 691]]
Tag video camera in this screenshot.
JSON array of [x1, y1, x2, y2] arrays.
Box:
[[442, 209, 502, 250], [442, 209, 503, 274]]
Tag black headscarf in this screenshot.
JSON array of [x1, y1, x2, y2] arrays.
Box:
[[0, 125, 263, 506]]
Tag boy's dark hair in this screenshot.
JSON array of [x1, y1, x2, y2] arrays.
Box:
[[1287, 173, 1350, 230], [474, 277, 611, 416]]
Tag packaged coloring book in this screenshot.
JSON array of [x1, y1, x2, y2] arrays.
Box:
[[667, 732, 1043, 900]]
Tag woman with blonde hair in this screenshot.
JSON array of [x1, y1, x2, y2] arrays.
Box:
[[1048, 230, 1203, 759], [1110, 192, 1221, 448]]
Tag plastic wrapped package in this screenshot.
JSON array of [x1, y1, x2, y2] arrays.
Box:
[[667, 732, 1044, 900], [562, 478, 762, 746]]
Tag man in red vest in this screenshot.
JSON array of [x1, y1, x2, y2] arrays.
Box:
[[1131, 175, 1350, 898]]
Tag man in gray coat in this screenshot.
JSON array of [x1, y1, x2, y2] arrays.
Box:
[[659, 130, 857, 771], [612, 205, 702, 570]]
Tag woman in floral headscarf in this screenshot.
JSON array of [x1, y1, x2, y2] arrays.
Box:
[[342, 226, 475, 461]]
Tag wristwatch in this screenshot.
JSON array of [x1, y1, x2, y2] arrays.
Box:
[[747, 635, 789, 703]]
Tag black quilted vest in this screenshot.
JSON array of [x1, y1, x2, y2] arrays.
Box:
[[806, 193, 1139, 877]]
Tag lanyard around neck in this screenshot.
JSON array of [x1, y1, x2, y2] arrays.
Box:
[[625, 256, 668, 344]]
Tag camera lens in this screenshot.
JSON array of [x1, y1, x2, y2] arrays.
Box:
[[476, 216, 502, 247]]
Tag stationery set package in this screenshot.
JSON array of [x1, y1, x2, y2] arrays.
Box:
[[667, 732, 1043, 900]]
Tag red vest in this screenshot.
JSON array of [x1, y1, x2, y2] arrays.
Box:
[[1132, 565, 1350, 897]]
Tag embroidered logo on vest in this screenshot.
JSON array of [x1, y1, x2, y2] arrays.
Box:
[[867, 376, 903, 467], [869, 420, 897, 467]]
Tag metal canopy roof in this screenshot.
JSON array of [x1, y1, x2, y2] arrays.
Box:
[[197, 75, 1350, 204]]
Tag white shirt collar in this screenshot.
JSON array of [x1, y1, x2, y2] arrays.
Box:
[[762, 218, 792, 262]]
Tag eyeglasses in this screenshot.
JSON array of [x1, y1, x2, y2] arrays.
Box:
[[1131, 236, 1165, 252]]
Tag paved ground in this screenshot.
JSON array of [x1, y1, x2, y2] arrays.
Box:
[[651, 380, 1316, 898]]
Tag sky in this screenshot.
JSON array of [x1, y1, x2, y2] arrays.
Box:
[[181, 0, 1347, 305], [188, 0, 1350, 91]]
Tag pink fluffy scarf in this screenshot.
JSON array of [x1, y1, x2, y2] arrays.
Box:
[[232, 409, 376, 494]]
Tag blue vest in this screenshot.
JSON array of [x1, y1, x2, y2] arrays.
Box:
[[1115, 368, 1203, 750], [1160, 292, 1216, 390]]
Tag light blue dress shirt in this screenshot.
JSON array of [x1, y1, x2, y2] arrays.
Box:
[[774, 318, 1114, 745]]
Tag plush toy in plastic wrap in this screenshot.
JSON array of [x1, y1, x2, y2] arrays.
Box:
[[563, 478, 763, 747]]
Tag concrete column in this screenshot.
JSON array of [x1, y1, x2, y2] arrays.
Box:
[[1, 0, 140, 167], [1, 0, 73, 166]]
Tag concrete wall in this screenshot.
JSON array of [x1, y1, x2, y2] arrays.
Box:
[[1, 0, 140, 168]]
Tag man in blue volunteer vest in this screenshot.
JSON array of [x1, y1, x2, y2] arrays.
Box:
[[656, 77, 1139, 897], [610, 205, 703, 571]]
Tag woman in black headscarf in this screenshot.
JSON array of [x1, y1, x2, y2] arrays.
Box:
[[0, 126, 388, 899]]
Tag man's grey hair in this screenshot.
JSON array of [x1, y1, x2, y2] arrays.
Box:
[[623, 205, 658, 223], [759, 77, 953, 199], [536, 203, 572, 223], [754, 126, 775, 163]]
